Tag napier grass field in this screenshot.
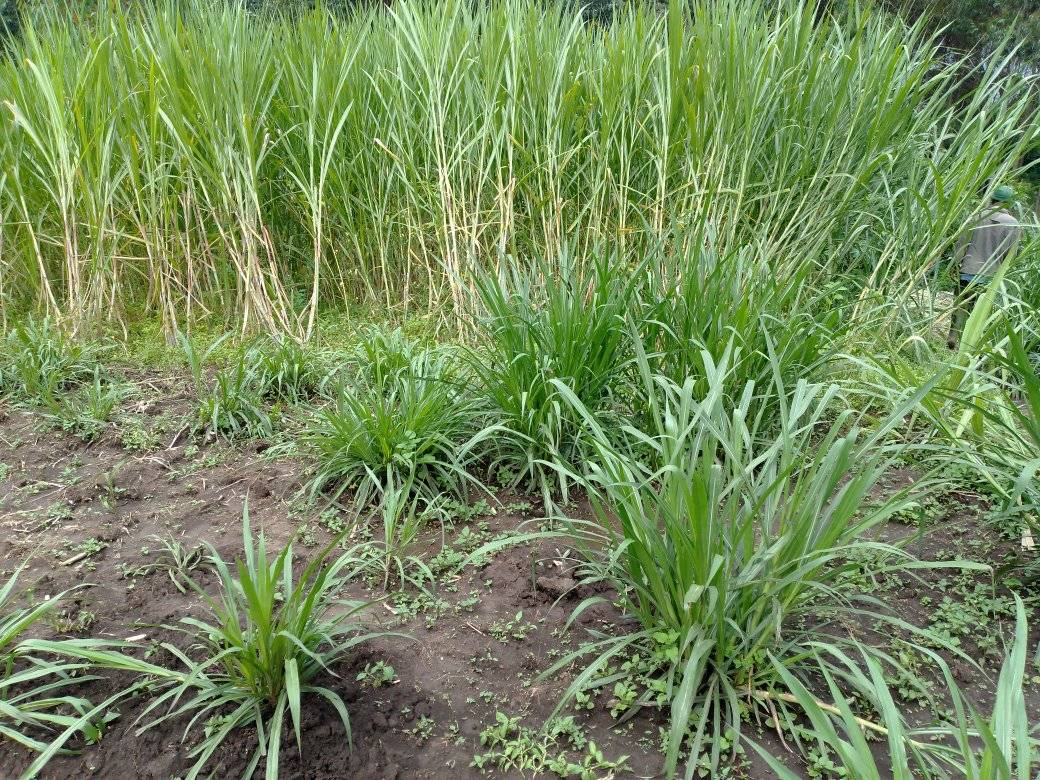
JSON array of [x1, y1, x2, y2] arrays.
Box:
[[0, 0, 1039, 777]]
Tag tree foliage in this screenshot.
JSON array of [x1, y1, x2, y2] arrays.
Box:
[[882, 0, 1039, 70]]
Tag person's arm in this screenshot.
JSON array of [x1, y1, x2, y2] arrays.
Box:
[[997, 218, 1022, 267], [1007, 224, 1022, 262]]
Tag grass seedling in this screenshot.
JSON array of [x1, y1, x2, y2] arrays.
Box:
[[123, 535, 205, 594], [365, 474, 438, 589], [26, 505, 399, 779]]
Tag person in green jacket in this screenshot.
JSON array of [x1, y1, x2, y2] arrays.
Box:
[[947, 185, 1022, 349]]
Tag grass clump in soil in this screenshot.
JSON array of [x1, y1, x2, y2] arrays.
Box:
[[24, 507, 395, 779]]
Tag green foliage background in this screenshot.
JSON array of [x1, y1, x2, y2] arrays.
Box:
[[1, 0, 20, 38], [883, 0, 1040, 69]]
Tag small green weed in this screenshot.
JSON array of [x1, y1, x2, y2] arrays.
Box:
[[925, 573, 1028, 657], [356, 661, 397, 688], [471, 712, 629, 778], [406, 714, 436, 743], [119, 417, 160, 452], [889, 495, 946, 526], [45, 501, 73, 525], [121, 536, 205, 593], [55, 538, 106, 562], [488, 612, 536, 643]]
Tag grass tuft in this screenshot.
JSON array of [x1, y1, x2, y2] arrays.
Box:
[[25, 505, 396, 780], [306, 337, 483, 504]]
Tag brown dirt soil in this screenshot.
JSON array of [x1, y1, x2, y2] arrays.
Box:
[[0, 383, 1036, 779]]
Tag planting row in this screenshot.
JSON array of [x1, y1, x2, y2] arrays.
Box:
[[1, 262, 1038, 777]]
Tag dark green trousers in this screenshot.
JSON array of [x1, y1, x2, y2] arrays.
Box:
[[947, 275, 985, 349]]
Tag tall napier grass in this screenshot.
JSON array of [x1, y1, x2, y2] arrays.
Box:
[[0, 0, 1032, 336]]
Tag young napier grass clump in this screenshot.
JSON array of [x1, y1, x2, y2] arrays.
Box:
[[0, 318, 105, 405], [306, 336, 484, 504], [863, 278, 1040, 561], [347, 326, 421, 388], [956, 298, 1040, 541], [244, 337, 331, 403], [180, 334, 273, 439], [196, 360, 275, 440], [544, 345, 949, 776], [40, 367, 130, 442], [25, 508, 392, 779], [180, 333, 332, 439], [984, 325, 1040, 507], [470, 253, 637, 505], [346, 472, 442, 590], [0, 564, 113, 758]]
